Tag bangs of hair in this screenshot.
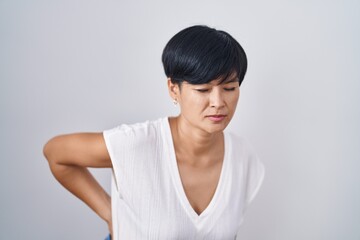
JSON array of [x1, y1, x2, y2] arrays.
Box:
[[162, 25, 247, 86]]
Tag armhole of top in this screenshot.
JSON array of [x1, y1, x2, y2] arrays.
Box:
[[111, 168, 119, 193]]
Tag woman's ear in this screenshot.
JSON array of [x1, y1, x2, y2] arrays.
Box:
[[167, 78, 179, 100]]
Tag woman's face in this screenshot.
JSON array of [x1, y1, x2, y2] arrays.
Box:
[[168, 74, 240, 134]]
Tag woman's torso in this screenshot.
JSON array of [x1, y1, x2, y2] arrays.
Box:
[[103, 117, 264, 240]]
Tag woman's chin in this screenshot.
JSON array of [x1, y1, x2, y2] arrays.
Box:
[[203, 123, 228, 134]]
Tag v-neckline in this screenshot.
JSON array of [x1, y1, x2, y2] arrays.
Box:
[[162, 117, 229, 223]]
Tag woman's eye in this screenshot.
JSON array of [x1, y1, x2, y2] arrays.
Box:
[[196, 89, 209, 92], [224, 87, 236, 91]]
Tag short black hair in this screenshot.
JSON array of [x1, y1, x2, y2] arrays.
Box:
[[162, 25, 247, 86]]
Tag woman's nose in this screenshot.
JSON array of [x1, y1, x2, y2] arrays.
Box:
[[209, 88, 225, 108]]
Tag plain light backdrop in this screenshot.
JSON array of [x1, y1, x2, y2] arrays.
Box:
[[1, 0, 359, 239]]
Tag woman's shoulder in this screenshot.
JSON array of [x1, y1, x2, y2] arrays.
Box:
[[226, 131, 255, 153], [225, 130, 264, 169]]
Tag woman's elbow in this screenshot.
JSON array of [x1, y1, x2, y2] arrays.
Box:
[[43, 136, 61, 164]]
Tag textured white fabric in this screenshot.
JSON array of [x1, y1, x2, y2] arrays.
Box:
[[103, 117, 265, 240]]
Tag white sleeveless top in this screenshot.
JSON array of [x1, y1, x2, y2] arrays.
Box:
[[103, 117, 265, 240]]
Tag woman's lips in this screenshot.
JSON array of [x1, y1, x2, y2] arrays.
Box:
[[206, 115, 227, 122]]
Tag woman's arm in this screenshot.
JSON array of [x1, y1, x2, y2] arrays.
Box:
[[43, 133, 112, 235]]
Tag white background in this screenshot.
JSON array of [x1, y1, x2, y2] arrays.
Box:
[[1, 0, 359, 239]]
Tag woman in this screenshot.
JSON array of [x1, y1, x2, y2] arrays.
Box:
[[43, 25, 265, 240]]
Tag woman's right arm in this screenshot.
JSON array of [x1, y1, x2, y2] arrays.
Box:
[[43, 133, 113, 235]]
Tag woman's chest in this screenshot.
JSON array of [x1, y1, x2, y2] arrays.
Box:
[[176, 159, 223, 216]]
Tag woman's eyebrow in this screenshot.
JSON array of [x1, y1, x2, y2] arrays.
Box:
[[223, 77, 239, 84]]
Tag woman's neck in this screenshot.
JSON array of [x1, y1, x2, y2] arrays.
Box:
[[169, 115, 224, 163]]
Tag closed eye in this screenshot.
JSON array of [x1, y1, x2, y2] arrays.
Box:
[[224, 87, 236, 91], [196, 89, 209, 93]]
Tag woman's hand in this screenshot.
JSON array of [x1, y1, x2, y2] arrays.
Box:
[[101, 200, 113, 239], [107, 216, 113, 239]]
